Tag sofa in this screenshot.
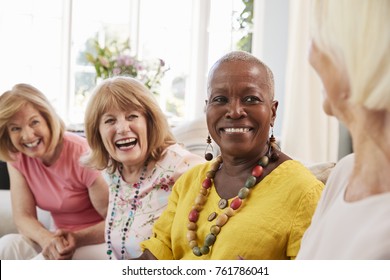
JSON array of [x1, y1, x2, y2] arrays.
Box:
[[0, 117, 335, 238]]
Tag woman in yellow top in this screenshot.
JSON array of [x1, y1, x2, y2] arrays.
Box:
[[138, 51, 324, 260]]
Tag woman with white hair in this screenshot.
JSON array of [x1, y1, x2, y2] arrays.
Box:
[[297, 0, 390, 259]]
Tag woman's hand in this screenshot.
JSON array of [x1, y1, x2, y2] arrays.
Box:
[[41, 229, 76, 260]]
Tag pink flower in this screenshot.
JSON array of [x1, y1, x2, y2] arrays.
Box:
[[113, 67, 121, 75], [98, 56, 110, 68]]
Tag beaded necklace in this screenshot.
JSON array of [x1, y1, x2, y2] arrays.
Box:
[[187, 146, 277, 257], [106, 161, 148, 260]]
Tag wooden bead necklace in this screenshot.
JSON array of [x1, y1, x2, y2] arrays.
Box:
[[187, 143, 278, 257], [106, 161, 148, 260]]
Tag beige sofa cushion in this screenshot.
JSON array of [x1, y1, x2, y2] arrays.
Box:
[[307, 162, 336, 184]]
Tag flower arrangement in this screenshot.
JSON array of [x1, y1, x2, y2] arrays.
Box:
[[85, 38, 169, 95]]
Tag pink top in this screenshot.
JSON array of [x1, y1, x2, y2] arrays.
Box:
[[11, 132, 103, 231]]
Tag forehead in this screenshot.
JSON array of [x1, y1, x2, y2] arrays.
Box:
[[208, 61, 269, 91], [10, 103, 41, 122]]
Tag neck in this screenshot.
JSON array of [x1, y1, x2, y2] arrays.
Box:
[[345, 108, 390, 201], [42, 141, 62, 166], [121, 160, 150, 183]]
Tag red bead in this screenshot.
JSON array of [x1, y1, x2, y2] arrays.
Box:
[[252, 165, 263, 177], [202, 178, 212, 189], [230, 197, 242, 210], [188, 209, 199, 222]]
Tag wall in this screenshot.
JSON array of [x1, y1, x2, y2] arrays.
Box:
[[252, 0, 289, 138]]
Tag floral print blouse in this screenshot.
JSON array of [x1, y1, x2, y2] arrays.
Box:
[[104, 143, 204, 259]]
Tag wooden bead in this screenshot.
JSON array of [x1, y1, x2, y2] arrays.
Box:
[[204, 233, 216, 246], [187, 222, 197, 230], [224, 207, 235, 217], [230, 197, 242, 210], [189, 240, 198, 249], [206, 170, 216, 178], [200, 246, 210, 255], [218, 198, 228, 209], [252, 165, 263, 177], [210, 225, 221, 235], [195, 194, 207, 205], [192, 246, 202, 256], [215, 213, 229, 227], [244, 176, 256, 188], [259, 156, 269, 167], [199, 188, 208, 196], [207, 212, 217, 221], [187, 230, 197, 242], [238, 187, 250, 199], [188, 209, 199, 222], [205, 153, 213, 161], [192, 204, 203, 211], [202, 178, 212, 189]]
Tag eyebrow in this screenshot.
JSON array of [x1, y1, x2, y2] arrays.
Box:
[[7, 114, 41, 126]]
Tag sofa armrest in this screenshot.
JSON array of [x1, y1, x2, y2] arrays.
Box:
[[307, 162, 336, 184], [0, 190, 53, 237]]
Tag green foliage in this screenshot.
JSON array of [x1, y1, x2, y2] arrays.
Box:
[[236, 0, 253, 52]]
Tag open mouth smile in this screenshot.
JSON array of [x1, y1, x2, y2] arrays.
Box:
[[23, 139, 41, 148], [115, 137, 137, 150]]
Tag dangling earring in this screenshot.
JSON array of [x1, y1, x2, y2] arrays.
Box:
[[268, 127, 280, 162], [204, 135, 214, 161]]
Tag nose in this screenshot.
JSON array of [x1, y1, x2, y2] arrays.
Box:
[[116, 119, 130, 134], [21, 126, 35, 141], [226, 100, 247, 119]]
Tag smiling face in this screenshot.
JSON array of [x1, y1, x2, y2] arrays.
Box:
[[206, 60, 277, 158], [98, 106, 148, 168], [7, 103, 52, 160]]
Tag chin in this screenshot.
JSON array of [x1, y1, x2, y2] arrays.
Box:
[[322, 100, 334, 116]]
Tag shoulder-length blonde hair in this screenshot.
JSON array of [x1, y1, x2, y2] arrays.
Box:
[[0, 83, 65, 161], [83, 76, 176, 173], [311, 0, 390, 111]]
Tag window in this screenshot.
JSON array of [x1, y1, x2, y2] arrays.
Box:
[[0, 0, 252, 127]]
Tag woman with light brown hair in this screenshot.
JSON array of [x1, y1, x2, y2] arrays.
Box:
[[83, 76, 204, 259]]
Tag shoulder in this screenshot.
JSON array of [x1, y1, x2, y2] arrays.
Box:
[[160, 143, 205, 167], [320, 153, 355, 202], [62, 132, 89, 152], [272, 160, 325, 192]]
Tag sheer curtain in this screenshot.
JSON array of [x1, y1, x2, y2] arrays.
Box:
[[281, 0, 339, 164]]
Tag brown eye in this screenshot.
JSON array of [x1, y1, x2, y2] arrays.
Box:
[[211, 96, 228, 104], [243, 96, 261, 103]]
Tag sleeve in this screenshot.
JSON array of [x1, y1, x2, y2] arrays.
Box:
[[287, 180, 324, 259], [69, 135, 101, 188], [140, 178, 183, 260]]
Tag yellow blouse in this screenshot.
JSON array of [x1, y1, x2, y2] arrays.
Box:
[[141, 159, 324, 260]]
